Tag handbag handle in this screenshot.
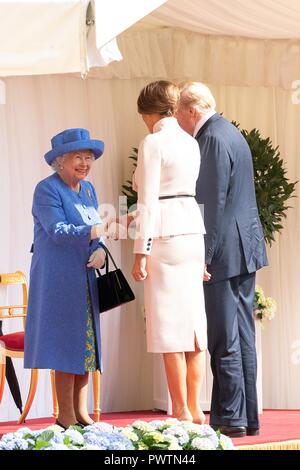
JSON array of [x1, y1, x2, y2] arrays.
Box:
[[96, 244, 118, 276]]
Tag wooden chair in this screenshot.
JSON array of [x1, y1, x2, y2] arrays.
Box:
[[0, 271, 38, 424], [0, 271, 101, 423]]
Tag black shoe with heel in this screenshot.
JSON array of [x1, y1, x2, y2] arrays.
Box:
[[76, 420, 95, 427]]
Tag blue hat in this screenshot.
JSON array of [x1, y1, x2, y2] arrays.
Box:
[[44, 128, 104, 165]]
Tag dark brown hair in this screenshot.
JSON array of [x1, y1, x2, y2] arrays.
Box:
[[137, 80, 179, 116]]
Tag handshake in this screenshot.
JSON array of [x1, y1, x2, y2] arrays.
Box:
[[88, 214, 136, 269], [92, 214, 135, 241]]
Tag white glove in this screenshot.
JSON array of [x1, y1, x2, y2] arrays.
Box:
[[106, 221, 128, 240], [87, 247, 106, 269]]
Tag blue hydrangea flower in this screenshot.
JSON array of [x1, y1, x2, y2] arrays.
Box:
[[191, 437, 216, 450], [83, 432, 110, 449], [105, 433, 135, 450], [181, 423, 219, 448], [0, 437, 29, 450], [83, 431, 133, 450], [51, 433, 65, 445], [0, 440, 17, 450], [84, 422, 114, 434], [163, 426, 189, 445]]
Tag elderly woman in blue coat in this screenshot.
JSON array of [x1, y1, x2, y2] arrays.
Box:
[[24, 128, 115, 429]]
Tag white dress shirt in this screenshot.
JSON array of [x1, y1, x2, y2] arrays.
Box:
[[193, 110, 216, 137]]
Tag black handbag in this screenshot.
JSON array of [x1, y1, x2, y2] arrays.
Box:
[[96, 245, 135, 313]]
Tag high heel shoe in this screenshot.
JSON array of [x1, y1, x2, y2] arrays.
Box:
[[76, 420, 95, 427]]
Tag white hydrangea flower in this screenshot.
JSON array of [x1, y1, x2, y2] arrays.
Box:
[[45, 424, 64, 433], [164, 418, 180, 427], [51, 433, 65, 444], [131, 420, 154, 432], [191, 437, 216, 450], [265, 297, 276, 309], [148, 420, 166, 429], [181, 422, 203, 434], [169, 442, 182, 450], [64, 429, 84, 445], [145, 431, 164, 443], [265, 309, 274, 320], [14, 427, 32, 437], [186, 424, 219, 447], [162, 434, 180, 447], [120, 429, 139, 442], [163, 426, 189, 445], [219, 434, 235, 450]]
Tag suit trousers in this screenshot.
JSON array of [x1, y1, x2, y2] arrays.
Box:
[[204, 272, 259, 428]]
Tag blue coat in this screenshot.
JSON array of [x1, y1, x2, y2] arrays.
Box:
[[24, 173, 103, 374], [195, 114, 268, 282]]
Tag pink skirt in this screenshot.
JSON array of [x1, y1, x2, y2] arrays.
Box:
[[144, 234, 207, 353]]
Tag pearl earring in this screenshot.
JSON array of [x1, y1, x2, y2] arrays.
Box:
[[59, 165, 64, 170]]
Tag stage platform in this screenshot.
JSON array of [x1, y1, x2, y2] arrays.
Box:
[[1, 409, 299, 450]]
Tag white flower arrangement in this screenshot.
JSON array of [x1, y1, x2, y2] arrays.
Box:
[[254, 285, 277, 323], [0, 419, 234, 451]]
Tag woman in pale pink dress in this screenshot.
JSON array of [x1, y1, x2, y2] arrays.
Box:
[[131, 80, 210, 423]]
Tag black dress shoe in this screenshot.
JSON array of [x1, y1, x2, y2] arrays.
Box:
[[211, 425, 246, 438], [76, 420, 94, 428], [55, 419, 67, 430], [246, 427, 260, 436]]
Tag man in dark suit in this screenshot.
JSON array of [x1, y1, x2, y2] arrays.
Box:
[[177, 82, 268, 438]]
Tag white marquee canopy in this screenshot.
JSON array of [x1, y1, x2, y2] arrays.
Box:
[[0, 0, 300, 79], [148, 0, 300, 39], [0, 0, 166, 77]]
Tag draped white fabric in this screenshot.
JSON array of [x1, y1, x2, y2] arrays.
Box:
[[88, 28, 300, 91], [0, 0, 168, 77], [0, 1, 89, 76], [148, 0, 300, 38], [0, 0, 125, 77], [1, 27, 300, 420]]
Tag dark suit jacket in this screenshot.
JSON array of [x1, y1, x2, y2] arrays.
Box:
[[195, 113, 268, 283]]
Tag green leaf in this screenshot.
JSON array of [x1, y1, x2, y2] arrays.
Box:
[[34, 440, 51, 450], [36, 430, 54, 442], [232, 122, 297, 246]]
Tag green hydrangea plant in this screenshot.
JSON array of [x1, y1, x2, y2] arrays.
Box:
[[233, 124, 297, 246]]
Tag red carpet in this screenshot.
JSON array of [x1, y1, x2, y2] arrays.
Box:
[[1, 409, 299, 448]]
